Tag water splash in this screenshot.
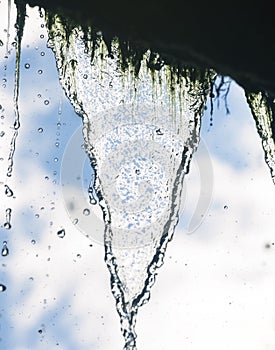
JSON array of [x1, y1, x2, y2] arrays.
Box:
[[246, 91, 275, 184], [47, 14, 214, 348]]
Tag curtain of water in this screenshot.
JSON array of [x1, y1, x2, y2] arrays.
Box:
[[46, 14, 215, 348]]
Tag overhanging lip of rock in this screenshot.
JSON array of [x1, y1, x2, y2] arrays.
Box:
[[20, 0, 275, 95]]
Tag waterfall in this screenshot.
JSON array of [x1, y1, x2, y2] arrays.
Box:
[[46, 13, 214, 348]]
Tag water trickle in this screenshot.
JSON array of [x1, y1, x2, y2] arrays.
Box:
[[47, 14, 215, 348], [6, 0, 11, 55], [1, 241, 9, 257], [6, 1, 26, 179]]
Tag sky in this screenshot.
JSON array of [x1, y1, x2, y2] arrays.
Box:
[[0, 2, 275, 350]]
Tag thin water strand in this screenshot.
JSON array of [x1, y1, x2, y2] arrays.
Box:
[[6, 2, 26, 178], [6, 0, 11, 56]]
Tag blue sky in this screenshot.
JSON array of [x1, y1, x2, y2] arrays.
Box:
[[1, 2, 275, 350]]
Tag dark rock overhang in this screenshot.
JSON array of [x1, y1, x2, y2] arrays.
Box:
[[20, 0, 275, 95]]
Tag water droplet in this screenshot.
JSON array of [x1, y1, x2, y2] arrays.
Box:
[[156, 128, 164, 135], [24, 63, 30, 69], [38, 69, 43, 74], [38, 127, 43, 133], [88, 188, 97, 205], [14, 120, 20, 129], [83, 74, 88, 79], [44, 100, 49, 105], [54, 157, 58, 162], [31, 239, 36, 245], [45, 176, 49, 180], [0, 284, 7, 292], [35, 214, 39, 218], [224, 205, 228, 210], [40, 51, 45, 56], [55, 142, 59, 147], [83, 208, 90, 216], [37, 94, 41, 98], [1, 241, 9, 257], [0, 40, 3, 46], [73, 218, 78, 225], [57, 229, 65, 238], [4, 185, 13, 197], [40, 34, 44, 39], [0, 131, 5, 137], [38, 329, 43, 334], [4, 208, 11, 229], [77, 254, 81, 258], [90, 198, 97, 205]]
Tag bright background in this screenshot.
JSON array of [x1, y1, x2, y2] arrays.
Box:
[[0, 2, 275, 349]]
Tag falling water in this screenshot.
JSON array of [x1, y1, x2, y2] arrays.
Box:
[[246, 91, 275, 184], [6, 1, 26, 178], [0, 1, 26, 234], [46, 13, 215, 348], [1, 2, 275, 349]]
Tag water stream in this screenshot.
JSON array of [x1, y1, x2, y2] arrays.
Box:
[[45, 13, 215, 348]]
